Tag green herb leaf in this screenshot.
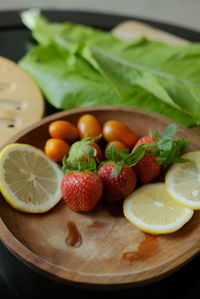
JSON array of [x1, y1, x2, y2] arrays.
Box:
[[161, 123, 178, 139], [157, 138, 173, 151], [142, 124, 190, 168], [153, 125, 190, 167]]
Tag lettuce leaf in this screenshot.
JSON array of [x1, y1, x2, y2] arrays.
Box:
[[19, 10, 200, 126]]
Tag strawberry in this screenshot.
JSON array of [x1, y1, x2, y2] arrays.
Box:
[[98, 143, 145, 202], [61, 137, 103, 212], [66, 136, 102, 166], [133, 124, 190, 184], [133, 135, 161, 184], [98, 163, 137, 203], [61, 171, 103, 212]]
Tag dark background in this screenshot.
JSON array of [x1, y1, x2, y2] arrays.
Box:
[[0, 10, 199, 298]]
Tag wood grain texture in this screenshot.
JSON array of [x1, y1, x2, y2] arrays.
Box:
[[0, 106, 199, 289]]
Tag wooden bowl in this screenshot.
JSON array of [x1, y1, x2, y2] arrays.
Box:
[[0, 106, 199, 290]]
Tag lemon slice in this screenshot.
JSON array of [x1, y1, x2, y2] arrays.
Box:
[[0, 143, 64, 213], [123, 183, 193, 234], [166, 151, 200, 209]]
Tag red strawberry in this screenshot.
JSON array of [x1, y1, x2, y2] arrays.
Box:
[[61, 137, 103, 212], [97, 143, 144, 202], [133, 123, 190, 184], [61, 171, 103, 212], [98, 163, 137, 203], [133, 135, 162, 184]]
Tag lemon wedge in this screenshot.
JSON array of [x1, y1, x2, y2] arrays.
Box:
[[0, 143, 64, 213], [123, 183, 193, 234], [166, 151, 200, 209]]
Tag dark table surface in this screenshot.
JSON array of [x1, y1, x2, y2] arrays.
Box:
[[0, 9, 200, 299]]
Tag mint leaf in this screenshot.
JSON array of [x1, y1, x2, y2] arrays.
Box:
[[161, 123, 178, 139], [143, 124, 190, 168], [156, 138, 189, 167], [157, 138, 173, 151]]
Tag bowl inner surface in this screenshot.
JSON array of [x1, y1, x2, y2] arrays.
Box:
[[0, 107, 200, 287]]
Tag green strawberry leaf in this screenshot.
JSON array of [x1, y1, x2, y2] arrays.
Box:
[[78, 156, 97, 171], [113, 163, 123, 176], [105, 144, 128, 161], [69, 137, 98, 160], [81, 143, 96, 157], [124, 144, 145, 166], [62, 136, 101, 173], [104, 143, 145, 176], [62, 155, 76, 173], [62, 155, 97, 173], [105, 143, 118, 161]]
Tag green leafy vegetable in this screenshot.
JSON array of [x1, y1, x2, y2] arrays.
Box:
[[19, 10, 200, 126]]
